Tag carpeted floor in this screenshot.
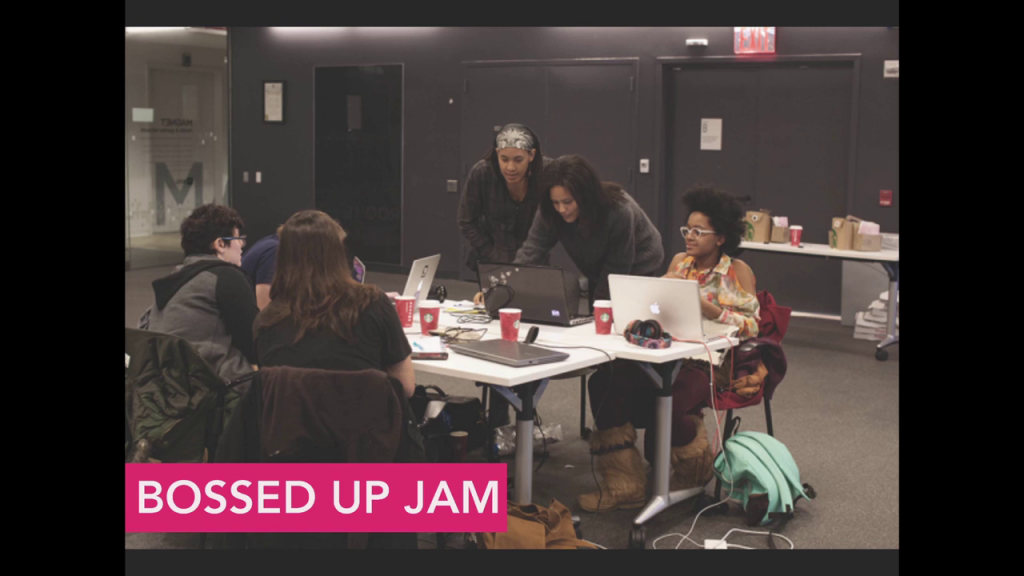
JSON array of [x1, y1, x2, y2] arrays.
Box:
[[125, 267, 898, 549]]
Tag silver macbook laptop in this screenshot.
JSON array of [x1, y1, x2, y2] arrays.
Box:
[[403, 254, 442, 305], [448, 340, 570, 367], [608, 274, 705, 341]]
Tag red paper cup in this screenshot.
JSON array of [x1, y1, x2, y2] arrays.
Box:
[[499, 308, 522, 341], [395, 296, 415, 328], [449, 431, 468, 463], [593, 300, 614, 335], [789, 225, 803, 247], [418, 300, 441, 335]]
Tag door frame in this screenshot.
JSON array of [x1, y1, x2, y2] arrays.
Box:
[[312, 62, 405, 266], [653, 54, 862, 253]]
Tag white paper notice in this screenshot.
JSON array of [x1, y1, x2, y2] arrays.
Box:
[[884, 60, 899, 78], [701, 118, 722, 151], [132, 108, 154, 123], [265, 82, 283, 122]]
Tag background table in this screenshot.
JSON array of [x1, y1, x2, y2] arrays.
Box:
[[739, 241, 899, 360]]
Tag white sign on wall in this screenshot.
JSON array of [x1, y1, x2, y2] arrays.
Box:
[[700, 118, 722, 151], [132, 108, 154, 123], [884, 60, 899, 78]]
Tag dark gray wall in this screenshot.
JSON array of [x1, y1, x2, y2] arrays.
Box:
[[229, 27, 899, 311]]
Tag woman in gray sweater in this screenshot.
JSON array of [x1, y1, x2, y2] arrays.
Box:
[[515, 154, 664, 312]]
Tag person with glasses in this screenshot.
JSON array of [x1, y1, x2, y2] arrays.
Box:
[[666, 186, 759, 337], [577, 185, 760, 513], [138, 204, 259, 383]]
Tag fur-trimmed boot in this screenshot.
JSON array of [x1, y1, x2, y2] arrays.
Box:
[[669, 414, 715, 491], [577, 423, 646, 512]]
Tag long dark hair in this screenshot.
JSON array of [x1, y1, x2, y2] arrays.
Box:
[[255, 210, 381, 343], [482, 123, 544, 203], [537, 154, 626, 238]]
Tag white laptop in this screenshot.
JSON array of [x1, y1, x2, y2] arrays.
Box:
[[403, 254, 442, 305], [607, 274, 706, 341]]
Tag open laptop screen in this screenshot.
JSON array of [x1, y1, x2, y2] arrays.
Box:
[[477, 262, 576, 323]]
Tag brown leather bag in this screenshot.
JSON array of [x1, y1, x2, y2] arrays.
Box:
[[477, 500, 598, 549]]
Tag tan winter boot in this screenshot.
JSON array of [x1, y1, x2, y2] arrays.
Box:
[[577, 423, 647, 512], [669, 414, 715, 491]]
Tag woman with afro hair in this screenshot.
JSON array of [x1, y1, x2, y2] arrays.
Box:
[[577, 185, 760, 513]]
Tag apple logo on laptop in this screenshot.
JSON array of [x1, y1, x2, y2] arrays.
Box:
[[650, 302, 661, 315]]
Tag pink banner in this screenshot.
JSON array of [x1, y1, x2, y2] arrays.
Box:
[[125, 464, 507, 533]]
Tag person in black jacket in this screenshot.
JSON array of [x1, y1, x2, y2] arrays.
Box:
[[254, 210, 415, 397], [458, 124, 551, 427], [457, 123, 552, 275], [138, 204, 258, 382]]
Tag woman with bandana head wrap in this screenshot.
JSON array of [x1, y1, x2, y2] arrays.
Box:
[[457, 123, 552, 277], [457, 123, 552, 427]]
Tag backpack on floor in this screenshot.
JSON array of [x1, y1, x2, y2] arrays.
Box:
[[713, 431, 816, 526]]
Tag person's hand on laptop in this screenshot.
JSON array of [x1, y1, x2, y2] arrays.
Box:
[[700, 298, 723, 320], [473, 292, 485, 307]]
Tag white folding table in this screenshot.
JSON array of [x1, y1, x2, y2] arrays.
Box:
[[406, 311, 610, 504], [406, 309, 737, 529], [739, 241, 900, 360]]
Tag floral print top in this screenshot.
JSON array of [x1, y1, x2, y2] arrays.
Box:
[[675, 254, 760, 339]]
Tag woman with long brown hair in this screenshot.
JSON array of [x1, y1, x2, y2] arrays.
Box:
[[516, 154, 664, 312], [254, 210, 415, 397]]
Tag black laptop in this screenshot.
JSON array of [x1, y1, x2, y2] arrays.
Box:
[[477, 262, 594, 327]]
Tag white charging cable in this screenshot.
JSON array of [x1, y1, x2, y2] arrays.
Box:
[[650, 340, 796, 551], [652, 340, 740, 550]]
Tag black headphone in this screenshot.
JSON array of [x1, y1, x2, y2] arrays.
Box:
[[428, 284, 447, 303], [624, 319, 673, 349]]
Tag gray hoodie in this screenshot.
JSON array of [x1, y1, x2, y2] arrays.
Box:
[[138, 254, 258, 382]]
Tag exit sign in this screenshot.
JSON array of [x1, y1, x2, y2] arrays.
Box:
[[880, 190, 893, 207], [734, 27, 776, 54]]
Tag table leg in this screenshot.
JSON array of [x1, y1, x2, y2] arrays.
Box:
[[488, 379, 550, 505], [514, 383, 535, 504], [877, 262, 899, 360], [630, 361, 705, 526]]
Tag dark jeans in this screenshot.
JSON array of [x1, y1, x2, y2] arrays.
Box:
[[587, 360, 713, 460]]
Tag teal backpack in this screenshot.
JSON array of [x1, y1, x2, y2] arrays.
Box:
[[713, 431, 816, 527]]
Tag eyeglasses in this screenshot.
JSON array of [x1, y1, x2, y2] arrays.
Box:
[[220, 236, 247, 247], [679, 227, 718, 239], [439, 327, 488, 343]]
